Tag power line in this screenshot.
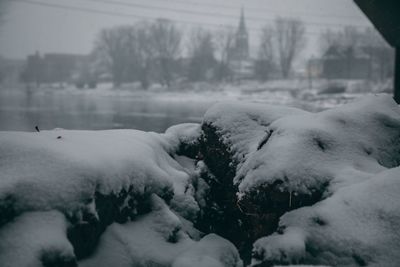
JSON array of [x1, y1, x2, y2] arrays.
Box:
[[13, 0, 353, 37], [80, 0, 370, 29], [137, 0, 367, 21], [12, 0, 237, 31]]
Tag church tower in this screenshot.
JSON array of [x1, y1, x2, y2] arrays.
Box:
[[234, 7, 249, 61]]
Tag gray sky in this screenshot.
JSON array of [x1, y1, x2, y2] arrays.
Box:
[[0, 0, 373, 59]]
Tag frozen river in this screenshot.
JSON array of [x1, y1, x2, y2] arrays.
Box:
[[0, 82, 372, 132], [0, 89, 211, 132]]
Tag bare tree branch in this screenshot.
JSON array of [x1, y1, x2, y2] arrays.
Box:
[[275, 17, 306, 79]]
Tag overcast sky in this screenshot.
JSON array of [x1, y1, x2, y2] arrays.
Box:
[[0, 0, 373, 59]]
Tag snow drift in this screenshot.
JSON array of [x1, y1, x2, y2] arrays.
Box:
[[0, 94, 399, 267], [0, 125, 241, 267], [199, 95, 400, 265]]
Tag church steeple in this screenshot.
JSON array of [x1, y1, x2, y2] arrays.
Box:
[[238, 7, 247, 35], [234, 7, 249, 60]]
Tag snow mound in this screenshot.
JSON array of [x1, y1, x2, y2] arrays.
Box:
[[203, 95, 400, 213], [0, 129, 185, 215], [0, 211, 74, 267], [200, 95, 400, 265], [1, 94, 400, 267], [236, 95, 400, 213], [252, 166, 400, 267], [173, 234, 243, 267], [203, 101, 306, 166], [0, 125, 243, 266], [80, 195, 242, 267]]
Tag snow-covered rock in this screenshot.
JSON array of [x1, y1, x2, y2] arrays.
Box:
[[0, 125, 241, 266], [199, 95, 400, 266], [173, 234, 243, 267], [236, 95, 400, 212], [203, 95, 400, 203], [252, 166, 400, 267], [1, 94, 400, 267], [0, 211, 75, 267], [80, 195, 242, 267]]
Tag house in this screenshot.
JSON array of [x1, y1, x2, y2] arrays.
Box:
[[321, 45, 371, 79], [0, 56, 25, 86], [22, 52, 93, 86]]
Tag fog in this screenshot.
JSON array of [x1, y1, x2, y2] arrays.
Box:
[[1, 0, 371, 59], [0, 0, 393, 132]]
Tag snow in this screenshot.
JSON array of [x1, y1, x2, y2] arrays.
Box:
[[202, 94, 400, 266], [0, 123, 242, 266], [0, 129, 193, 214], [1, 93, 400, 267], [80, 195, 242, 267], [165, 122, 202, 151], [203, 101, 306, 168], [79, 194, 196, 267], [0, 211, 74, 267], [203, 95, 400, 197], [252, 227, 306, 265], [172, 234, 243, 267], [252, 166, 400, 266]]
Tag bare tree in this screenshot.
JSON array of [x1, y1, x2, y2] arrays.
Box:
[[319, 26, 363, 53], [133, 21, 156, 89], [93, 20, 182, 89], [255, 25, 276, 80], [187, 28, 216, 81], [214, 27, 235, 81], [275, 17, 306, 79], [150, 19, 182, 87], [94, 25, 136, 87]]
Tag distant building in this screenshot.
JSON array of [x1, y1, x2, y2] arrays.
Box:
[[22, 52, 93, 86], [307, 57, 324, 79], [319, 44, 394, 81], [229, 8, 254, 80], [231, 8, 249, 62], [321, 45, 370, 79], [0, 57, 25, 86]]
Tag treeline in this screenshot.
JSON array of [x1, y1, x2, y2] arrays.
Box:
[[91, 17, 308, 88], [17, 17, 394, 89], [93, 19, 181, 88]]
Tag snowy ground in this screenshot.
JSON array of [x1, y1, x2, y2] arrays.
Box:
[[0, 92, 399, 266]]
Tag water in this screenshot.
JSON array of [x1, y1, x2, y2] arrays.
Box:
[[0, 89, 210, 133]]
